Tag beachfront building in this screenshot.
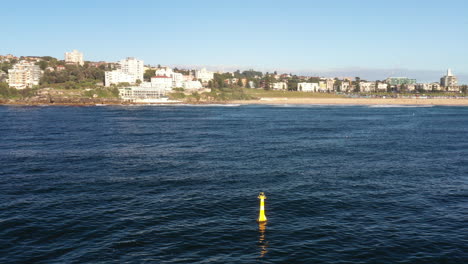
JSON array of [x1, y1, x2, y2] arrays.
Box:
[[440, 69, 458, 91], [151, 76, 173, 92], [359, 81, 376, 92], [195, 68, 214, 83], [7, 61, 42, 89], [319, 81, 327, 92], [119, 57, 144, 82], [153, 67, 185, 88], [105, 57, 144, 86], [298, 82, 319, 92], [415, 83, 442, 92], [324, 78, 335, 92], [376, 82, 388, 92], [183, 80, 203, 91], [315, 79, 334, 92], [155, 67, 173, 77], [118, 84, 166, 102], [64, 49, 84, 66], [104, 71, 136, 86], [271, 82, 287, 90], [385, 77, 417, 86], [172, 72, 184, 88], [334, 81, 351, 92], [402, 84, 416, 92]]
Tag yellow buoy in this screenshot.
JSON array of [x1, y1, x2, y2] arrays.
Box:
[[257, 192, 267, 222]]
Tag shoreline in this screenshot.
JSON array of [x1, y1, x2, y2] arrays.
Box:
[[232, 97, 468, 106], [1, 97, 468, 106]]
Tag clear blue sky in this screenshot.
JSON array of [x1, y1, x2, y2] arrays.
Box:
[[2, 0, 467, 82]]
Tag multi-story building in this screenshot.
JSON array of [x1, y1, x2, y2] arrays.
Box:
[[402, 84, 416, 92], [183, 80, 203, 91], [7, 61, 42, 89], [172, 72, 184, 88], [440, 69, 458, 91], [119, 57, 144, 82], [385, 77, 417, 86], [64, 49, 84, 66], [151, 76, 173, 92], [415, 83, 442, 92], [118, 82, 167, 103], [271, 82, 287, 90], [334, 81, 351, 92], [376, 82, 388, 91], [105, 57, 144, 86], [298, 82, 319, 92], [155, 67, 173, 77], [359, 81, 376, 92], [104, 71, 137, 86], [195, 68, 214, 83]]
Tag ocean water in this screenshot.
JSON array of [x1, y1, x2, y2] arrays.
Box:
[[0, 104, 467, 263]]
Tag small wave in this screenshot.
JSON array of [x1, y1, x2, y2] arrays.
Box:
[[368, 104, 434, 108], [177, 104, 241, 107], [269, 104, 363, 108]]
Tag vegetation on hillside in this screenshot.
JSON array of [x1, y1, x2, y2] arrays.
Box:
[[0, 82, 37, 99]]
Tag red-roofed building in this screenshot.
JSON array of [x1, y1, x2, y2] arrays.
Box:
[[151, 75, 173, 91]]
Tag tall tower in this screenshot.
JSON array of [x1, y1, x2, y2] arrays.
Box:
[[440, 69, 458, 91]]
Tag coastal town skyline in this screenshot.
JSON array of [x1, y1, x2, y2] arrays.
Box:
[[2, 50, 464, 100], [1, 51, 466, 85], [2, 0, 467, 83]]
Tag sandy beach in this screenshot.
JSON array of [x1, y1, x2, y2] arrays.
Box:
[[232, 97, 468, 106]]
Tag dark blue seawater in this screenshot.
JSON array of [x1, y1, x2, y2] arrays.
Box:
[[0, 104, 467, 263]]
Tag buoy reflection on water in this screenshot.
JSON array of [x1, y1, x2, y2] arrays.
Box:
[[258, 222, 268, 258]]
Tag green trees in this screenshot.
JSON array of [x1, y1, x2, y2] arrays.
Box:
[[1, 60, 15, 73], [0, 83, 37, 99], [237, 78, 243, 87], [287, 75, 300, 91], [143, 69, 156, 81], [461, 85, 468, 94], [40, 64, 105, 88]]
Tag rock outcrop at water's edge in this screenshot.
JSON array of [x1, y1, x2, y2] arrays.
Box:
[[0, 97, 127, 106]]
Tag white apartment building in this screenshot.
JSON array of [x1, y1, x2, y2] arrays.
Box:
[[298, 82, 319, 92], [118, 83, 167, 102], [440, 69, 458, 91], [184, 73, 195, 81], [359, 82, 376, 92], [105, 57, 144, 86], [183, 80, 203, 91], [64, 49, 84, 66], [151, 76, 173, 92], [195, 68, 214, 83], [7, 61, 42, 89], [154, 67, 185, 88], [335, 81, 351, 92], [377, 83, 388, 91], [119, 57, 144, 82], [155, 67, 173, 77], [415, 83, 441, 91], [271, 82, 287, 90], [172, 72, 184, 88], [318, 79, 335, 92], [105, 71, 137, 86]]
